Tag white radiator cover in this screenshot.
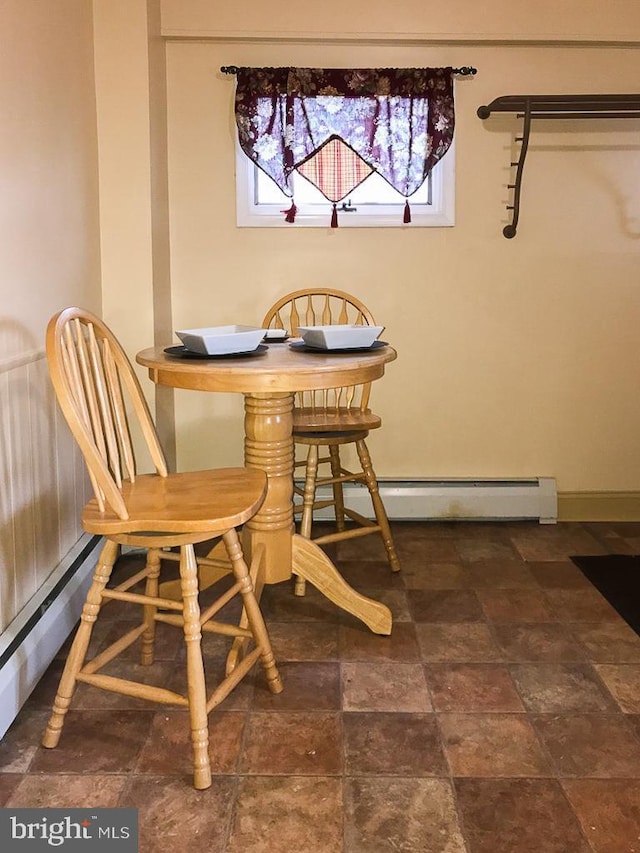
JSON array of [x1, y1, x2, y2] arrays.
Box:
[[0, 534, 102, 739], [301, 477, 558, 524]]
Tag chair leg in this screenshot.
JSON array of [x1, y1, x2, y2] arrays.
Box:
[[329, 445, 346, 532], [355, 438, 401, 572], [42, 538, 119, 749], [296, 445, 319, 596], [179, 544, 211, 790], [140, 548, 161, 666], [222, 531, 283, 695]]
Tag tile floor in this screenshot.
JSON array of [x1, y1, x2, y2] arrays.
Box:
[[2, 520, 640, 852]]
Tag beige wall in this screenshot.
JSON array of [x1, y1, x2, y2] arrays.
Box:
[[0, 0, 101, 629], [0, 0, 101, 358], [93, 0, 640, 515], [92, 0, 155, 369], [159, 34, 640, 500], [93, 0, 175, 470]]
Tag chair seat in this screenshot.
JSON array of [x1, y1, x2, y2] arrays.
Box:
[[293, 407, 381, 433], [82, 467, 267, 537]]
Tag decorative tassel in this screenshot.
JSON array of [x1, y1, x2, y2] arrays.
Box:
[[403, 200, 411, 224], [283, 200, 297, 223], [331, 203, 338, 228]]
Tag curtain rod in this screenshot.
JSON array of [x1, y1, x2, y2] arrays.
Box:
[[220, 65, 477, 76]]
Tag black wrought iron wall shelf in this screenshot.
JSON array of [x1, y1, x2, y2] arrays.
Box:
[[477, 94, 640, 238]]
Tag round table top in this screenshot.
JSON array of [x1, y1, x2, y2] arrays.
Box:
[[136, 340, 397, 394]]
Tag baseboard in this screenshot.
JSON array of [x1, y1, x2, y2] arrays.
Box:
[[558, 491, 640, 522], [0, 534, 103, 739], [300, 477, 558, 523]]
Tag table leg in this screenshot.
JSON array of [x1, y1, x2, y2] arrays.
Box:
[[243, 393, 296, 583], [242, 391, 392, 636], [158, 393, 392, 638], [292, 534, 392, 635]]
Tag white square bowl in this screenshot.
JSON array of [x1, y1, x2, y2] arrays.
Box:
[[297, 324, 384, 350], [175, 325, 264, 355], [262, 327, 288, 341]]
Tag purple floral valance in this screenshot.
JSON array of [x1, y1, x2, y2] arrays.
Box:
[[233, 66, 455, 223]]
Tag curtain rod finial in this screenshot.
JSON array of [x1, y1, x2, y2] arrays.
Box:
[[221, 65, 238, 75]]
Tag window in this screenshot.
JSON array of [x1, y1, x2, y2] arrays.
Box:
[[232, 67, 456, 229], [236, 140, 455, 228]]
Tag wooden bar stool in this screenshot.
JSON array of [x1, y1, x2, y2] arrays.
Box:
[[262, 289, 400, 595], [41, 307, 282, 789]]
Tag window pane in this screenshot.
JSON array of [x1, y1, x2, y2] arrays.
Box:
[[256, 166, 432, 206]]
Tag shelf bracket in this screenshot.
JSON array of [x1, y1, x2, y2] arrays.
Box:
[[477, 93, 640, 238]]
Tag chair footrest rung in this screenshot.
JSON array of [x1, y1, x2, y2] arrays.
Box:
[[201, 621, 253, 639], [76, 672, 189, 706], [82, 624, 147, 675], [155, 550, 231, 572], [342, 508, 376, 527], [101, 588, 183, 612], [313, 524, 382, 545], [293, 499, 335, 514], [154, 612, 253, 638], [198, 581, 242, 623], [112, 566, 153, 594], [314, 472, 365, 487], [206, 646, 262, 712]]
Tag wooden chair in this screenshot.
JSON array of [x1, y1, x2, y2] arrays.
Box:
[[262, 288, 400, 595], [41, 307, 282, 789]]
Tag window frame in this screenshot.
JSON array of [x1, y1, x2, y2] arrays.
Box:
[[235, 139, 456, 228]]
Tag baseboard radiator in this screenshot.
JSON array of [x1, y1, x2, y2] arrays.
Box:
[[300, 477, 558, 524], [0, 534, 103, 739]]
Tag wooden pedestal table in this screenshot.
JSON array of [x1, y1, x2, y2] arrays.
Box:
[[136, 342, 398, 642]]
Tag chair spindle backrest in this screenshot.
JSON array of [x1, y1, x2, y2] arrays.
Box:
[[46, 308, 167, 519], [262, 288, 377, 412]]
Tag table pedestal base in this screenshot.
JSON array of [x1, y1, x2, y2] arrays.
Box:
[[291, 534, 392, 634], [159, 389, 392, 665], [158, 524, 392, 639], [225, 532, 392, 672]]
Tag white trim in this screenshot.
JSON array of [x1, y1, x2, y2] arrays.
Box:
[[299, 477, 558, 524], [0, 534, 102, 738], [163, 30, 637, 46]]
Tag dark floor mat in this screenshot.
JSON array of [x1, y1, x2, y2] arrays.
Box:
[[572, 554, 640, 635]]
